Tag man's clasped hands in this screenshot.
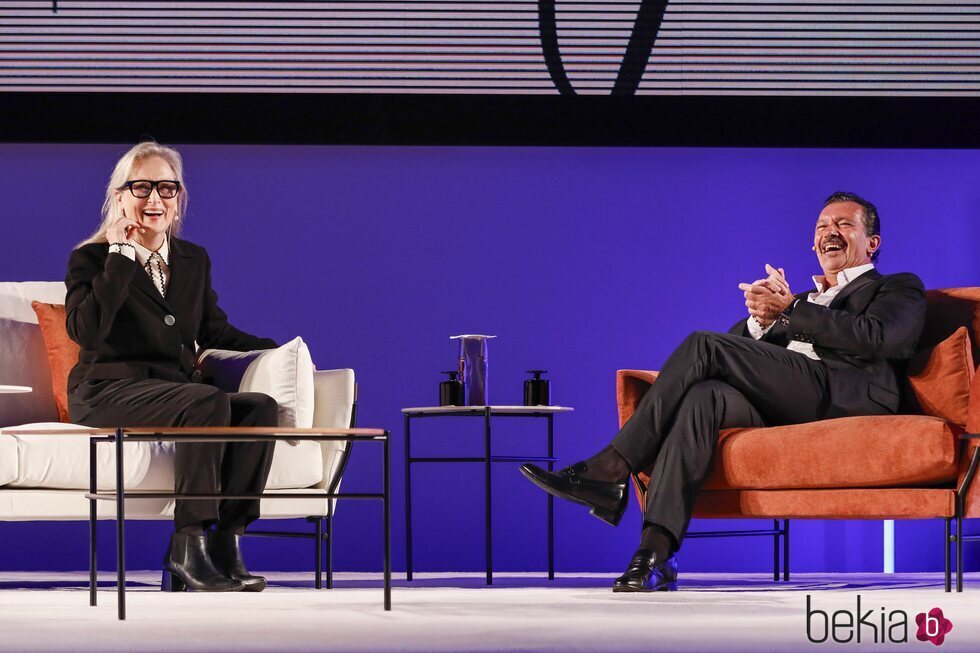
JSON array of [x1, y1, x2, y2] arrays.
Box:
[[739, 264, 796, 328]]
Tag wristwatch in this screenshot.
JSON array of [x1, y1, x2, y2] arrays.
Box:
[[776, 299, 798, 326]]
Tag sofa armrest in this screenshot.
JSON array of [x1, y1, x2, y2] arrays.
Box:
[[959, 369, 980, 517], [310, 368, 355, 493], [616, 369, 659, 428], [616, 370, 659, 507]]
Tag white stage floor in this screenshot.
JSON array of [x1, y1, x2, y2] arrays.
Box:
[[0, 572, 976, 652]]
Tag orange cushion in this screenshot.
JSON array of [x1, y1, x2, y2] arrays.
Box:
[[30, 302, 79, 423], [907, 326, 975, 428], [702, 415, 959, 491], [694, 488, 955, 520]]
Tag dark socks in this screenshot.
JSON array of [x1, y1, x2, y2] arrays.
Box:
[[639, 522, 676, 563], [582, 444, 631, 482]]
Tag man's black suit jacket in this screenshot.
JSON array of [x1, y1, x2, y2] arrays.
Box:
[[729, 270, 927, 419], [65, 236, 277, 391]]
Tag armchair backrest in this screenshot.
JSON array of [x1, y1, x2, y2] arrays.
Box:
[[0, 282, 66, 426], [921, 288, 980, 362]]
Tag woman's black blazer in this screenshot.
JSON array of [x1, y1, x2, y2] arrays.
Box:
[[65, 236, 277, 391]]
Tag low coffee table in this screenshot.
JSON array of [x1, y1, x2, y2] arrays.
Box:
[[4, 426, 391, 620]]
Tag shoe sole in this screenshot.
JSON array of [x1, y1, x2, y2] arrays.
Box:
[[519, 466, 625, 526], [611, 581, 677, 593], [241, 579, 268, 592]]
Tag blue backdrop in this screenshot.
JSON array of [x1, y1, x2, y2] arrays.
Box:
[[0, 144, 977, 575]]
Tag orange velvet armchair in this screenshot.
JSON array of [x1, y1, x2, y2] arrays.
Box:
[[616, 288, 980, 591]]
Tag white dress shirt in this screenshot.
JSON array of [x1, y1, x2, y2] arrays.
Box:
[[747, 263, 876, 360], [109, 235, 170, 297]]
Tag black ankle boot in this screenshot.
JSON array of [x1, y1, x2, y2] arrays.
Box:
[[163, 532, 245, 592], [207, 530, 267, 592]]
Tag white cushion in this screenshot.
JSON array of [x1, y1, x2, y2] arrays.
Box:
[[0, 423, 323, 491], [0, 423, 153, 491], [0, 433, 18, 486], [265, 441, 325, 490], [0, 488, 332, 521], [196, 336, 315, 429], [0, 282, 66, 322], [0, 282, 67, 427]]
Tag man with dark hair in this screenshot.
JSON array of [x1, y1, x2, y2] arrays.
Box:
[[823, 191, 881, 262], [522, 192, 925, 592]]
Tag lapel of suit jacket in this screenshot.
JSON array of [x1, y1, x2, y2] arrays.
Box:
[[165, 236, 196, 307], [128, 250, 171, 312], [828, 268, 882, 309]]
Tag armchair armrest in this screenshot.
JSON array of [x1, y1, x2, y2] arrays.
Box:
[[616, 369, 659, 507], [310, 368, 356, 494], [616, 369, 659, 428]]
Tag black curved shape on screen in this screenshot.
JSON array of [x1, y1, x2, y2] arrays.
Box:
[[612, 0, 669, 96], [538, 0, 575, 96]]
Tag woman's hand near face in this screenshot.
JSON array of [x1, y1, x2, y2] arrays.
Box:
[[106, 208, 144, 245]]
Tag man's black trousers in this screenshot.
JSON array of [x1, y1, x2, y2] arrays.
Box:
[[611, 330, 835, 547], [68, 378, 278, 531]]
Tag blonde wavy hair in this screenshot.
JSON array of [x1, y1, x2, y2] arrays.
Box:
[[77, 141, 189, 247]]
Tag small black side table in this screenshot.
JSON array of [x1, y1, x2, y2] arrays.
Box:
[[402, 405, 573, 585]]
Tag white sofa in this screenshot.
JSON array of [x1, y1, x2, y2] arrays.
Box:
[[0, 281, 355, 522]]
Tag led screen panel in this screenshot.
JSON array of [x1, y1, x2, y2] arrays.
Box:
[[3, 0, 980, 96]]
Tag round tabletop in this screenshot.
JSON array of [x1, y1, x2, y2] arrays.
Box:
[[0, 385, 32, 394]]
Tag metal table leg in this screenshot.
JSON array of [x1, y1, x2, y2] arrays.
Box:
[[384, 431, 391, 610], [404, 413, 413, 582], [115, 427, 126, 621], [89, 437, 97, 607], [315, 517, 323, 589], [484, 407, 493, 585], [547, 414, 554, 581], [326, 514, 334, 589]]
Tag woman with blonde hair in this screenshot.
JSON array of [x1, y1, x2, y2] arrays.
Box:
[[66, 141, 278, 593]]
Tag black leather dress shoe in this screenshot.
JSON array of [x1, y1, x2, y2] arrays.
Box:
[[207, 530, 268, 592], [520, 462, 628, 526], [612, 549, 678, 592], [162, 533, 245, 592]]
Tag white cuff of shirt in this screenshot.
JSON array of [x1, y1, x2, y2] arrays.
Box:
[[746, 316, 776, 340], [108, 242, 136, 261]]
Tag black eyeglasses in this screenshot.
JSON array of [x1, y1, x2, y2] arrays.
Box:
[[119, 179, 181, 199]]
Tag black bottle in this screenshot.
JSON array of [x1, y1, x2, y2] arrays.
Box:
[[439, 370, 465, 406], [524, 370, 551, 406]]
